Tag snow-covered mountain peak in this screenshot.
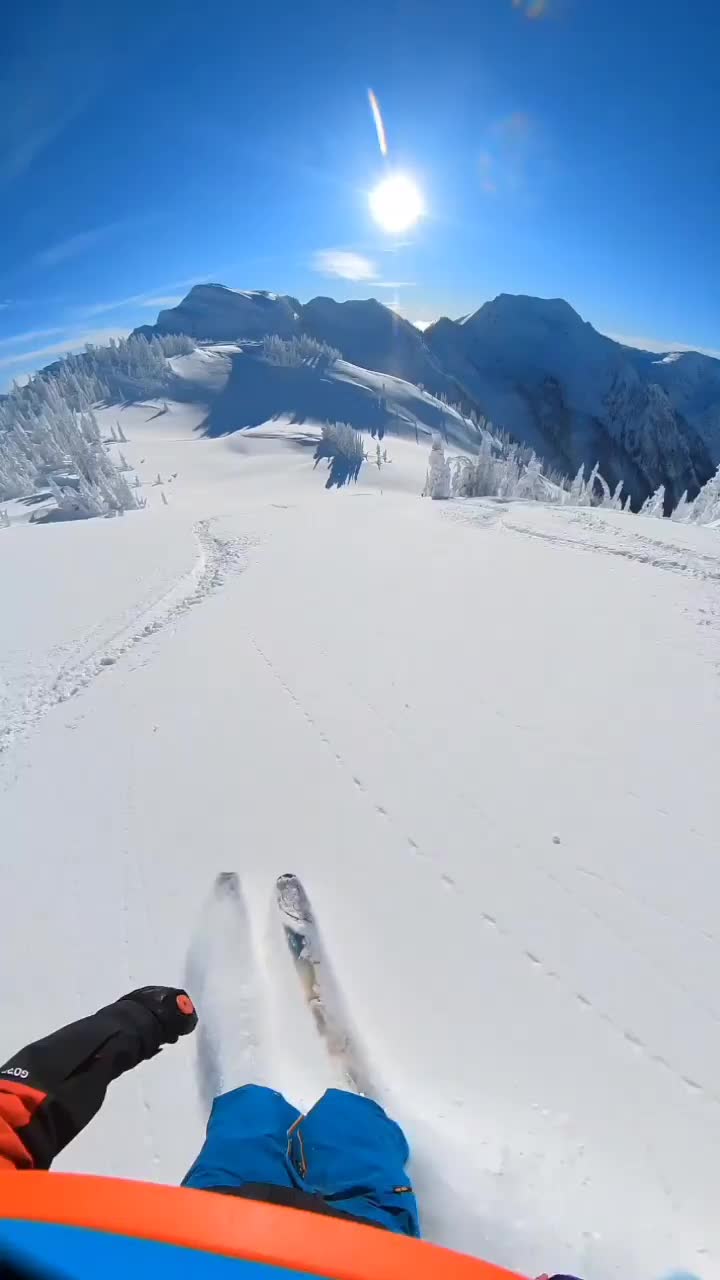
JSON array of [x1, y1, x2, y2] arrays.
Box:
[[463, 292, 584, 330], [460, 294, 606, 361], [155, 285, 299, 341], [424, 293, 715, 504]]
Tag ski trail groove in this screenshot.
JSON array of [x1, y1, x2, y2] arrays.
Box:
[[0, 519, 249, 761], [502, 515, 720, 585]]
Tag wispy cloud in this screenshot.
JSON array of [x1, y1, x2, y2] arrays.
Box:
[[77, 293, 147, 318], [1, 9, 166, 188], [606, 331, 720, 359], [0, 327, 129, 371], [312, 250, 378, 281], [140, 295, 183, 309], [73, 276, 204, 319], [0, 6, 107, 186], [0, 325, 67, 349], [33, 219, 139, 269], [374, 281, 416, 289], [1, 99, 92, 189]]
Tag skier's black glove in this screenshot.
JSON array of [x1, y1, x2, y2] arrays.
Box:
[[0, 986, 197, 1170], [121, 986, 199, 1044]]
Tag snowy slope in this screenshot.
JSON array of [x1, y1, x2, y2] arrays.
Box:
[[426, 295, 713, 507], [105, 338, 484, 453], [1, 401, 718, 1280], [198, 344, 482, 450], [300, 295, 458, 398]]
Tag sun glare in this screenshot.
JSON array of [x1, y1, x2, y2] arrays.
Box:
[[369, 173, 424, 234]]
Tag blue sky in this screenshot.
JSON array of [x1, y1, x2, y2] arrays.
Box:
[[1, 0, 718, 385]]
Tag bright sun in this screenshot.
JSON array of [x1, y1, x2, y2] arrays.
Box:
[[369, 173, 424, 233]]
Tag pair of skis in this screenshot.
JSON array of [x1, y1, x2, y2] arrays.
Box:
[[210, 871, 372, 1098]]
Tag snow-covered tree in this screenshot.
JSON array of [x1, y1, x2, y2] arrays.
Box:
[[609, 480, 624, 510], [313, 422, 365, 489], [569, 465, 587, 505], [639, 485, 666, 518], [515, 453, 548, 501], [424, 433, 451, 499], [0, 372, 141, 516], [678, 464, 720, 524], [451, 439, 555, 504], [0, 328, 197, 513], [51, 332, 193, 406], [0, 508, 9, 529], [670, 490, 690, 522], [262, 335, 341, 366]]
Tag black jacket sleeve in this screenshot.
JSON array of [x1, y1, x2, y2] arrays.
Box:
[[0, 986, 197, 1170]]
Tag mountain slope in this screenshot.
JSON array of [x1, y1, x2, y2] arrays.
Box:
[[1, 399, 718, 1279], [299, 295, 457, 399], [137, 285, 720, 506], [169, 342, 482, 451], [425, 295, 713, 506], [625, 346, 720, 459]]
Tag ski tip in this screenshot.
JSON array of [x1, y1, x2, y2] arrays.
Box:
[[215, 871, 240, 896], [276, 873, 308, 921]]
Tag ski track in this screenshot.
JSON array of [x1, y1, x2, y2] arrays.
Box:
[[248, 632, 720, 1113], [503, 514, 720, 585], [0, 519, 249, 762], [442, 499, 720, 586]]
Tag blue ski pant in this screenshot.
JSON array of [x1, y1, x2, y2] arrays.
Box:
[[183, 1085, 420, 1237]]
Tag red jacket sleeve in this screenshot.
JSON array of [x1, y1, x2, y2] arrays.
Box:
[[0, 1078, 47, 1170]]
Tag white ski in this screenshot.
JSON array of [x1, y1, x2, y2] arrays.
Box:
[[186, 871, 265, 1108], [275, 872, 374, 1097]]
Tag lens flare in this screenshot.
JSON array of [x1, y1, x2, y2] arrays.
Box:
[[369, 173, 424, 234], [368, 89, 388, 157]]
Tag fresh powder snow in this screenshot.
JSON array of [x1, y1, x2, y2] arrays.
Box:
[[0, 363, 717, 1280]]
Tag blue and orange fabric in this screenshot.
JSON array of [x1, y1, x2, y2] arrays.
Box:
[[0, 1172, 527, 1279]]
